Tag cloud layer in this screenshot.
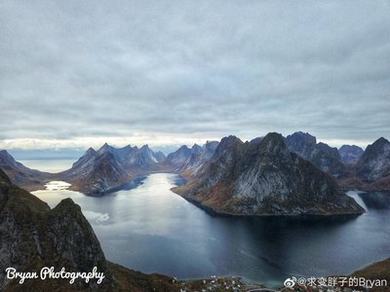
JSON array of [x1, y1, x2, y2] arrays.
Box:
[[1, 0, 390, 149]]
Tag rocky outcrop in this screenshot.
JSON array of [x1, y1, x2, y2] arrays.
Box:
[[0, 169, 189, 291], [339, 145, 364, 164], [0, 150, 52, 191], [286, 132, 346, 177], [173, 133, 363, 216], [0, 168, 112, 290]]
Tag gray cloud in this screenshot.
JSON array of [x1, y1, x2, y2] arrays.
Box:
[[1, 0, 390, 149]]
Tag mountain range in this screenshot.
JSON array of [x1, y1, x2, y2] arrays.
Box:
[[2, 165, 386, 290], [1, 131, 389, 215], [172, 133, 364, 216], [58, 144, 166, 195]]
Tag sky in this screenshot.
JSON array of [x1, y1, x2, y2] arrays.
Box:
[[1, 0, 390, 153]]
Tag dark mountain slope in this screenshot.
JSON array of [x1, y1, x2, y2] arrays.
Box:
[[173, 133, 363, 216], [0, 150, 52, 191], [286, 132, 346, 177]]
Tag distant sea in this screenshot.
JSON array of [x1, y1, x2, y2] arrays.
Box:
[[18, 158, 75, 173]]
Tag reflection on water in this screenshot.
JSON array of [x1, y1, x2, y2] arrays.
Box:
[[32, 173, 390, 288]]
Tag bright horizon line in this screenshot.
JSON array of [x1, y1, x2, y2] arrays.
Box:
[[0, 133, 382, 152]]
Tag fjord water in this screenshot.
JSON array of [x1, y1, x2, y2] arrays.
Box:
[[32, 171, 390, 287]]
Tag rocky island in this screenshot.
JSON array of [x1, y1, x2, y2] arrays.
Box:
[[172, 133, 364, 216]]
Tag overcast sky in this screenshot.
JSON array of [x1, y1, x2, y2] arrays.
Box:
[[1, 0, 390, 151]]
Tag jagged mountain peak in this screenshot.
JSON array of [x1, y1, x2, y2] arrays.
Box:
[[178, 145, 191, 151], [191, 144, 203, 152], [121, 144, 134, 150], [0, 149, 9, 155], [86, 147, 97, 155], [338, 145, 364, 164], [361, 137, 390, 158], [174, 131, 363, 216], [218, 135, 243, 149], [0, 149, 14, 161], [258, 132, 289, 157], [371, 137, 390, 148], [140, 144, 151, 150], [0, 150, 18, 169], [286, 131, 345, 177], [287, 131, 317, 145], [204, 140, 219, 151], [98, 142, 115, 153]]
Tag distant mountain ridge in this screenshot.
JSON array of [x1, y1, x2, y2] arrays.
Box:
[[285, 132, 346, 177], [338, 145, 364, 164], [1, 132, 389, 198], [165, 141, 219, 175]]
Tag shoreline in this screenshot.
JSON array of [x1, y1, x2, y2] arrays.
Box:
[[172, 188, 365, 218]]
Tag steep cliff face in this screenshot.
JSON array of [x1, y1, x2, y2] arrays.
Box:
[[0, 150, 52, 191], [173, 133, 363, 216], [286, 132, 346, 177], [0, 169, 183, 291], [338, 145, 364, 164]]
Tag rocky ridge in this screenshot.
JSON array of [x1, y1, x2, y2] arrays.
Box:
[[173, 133, 364, 216], [286, 132, 346, 177]]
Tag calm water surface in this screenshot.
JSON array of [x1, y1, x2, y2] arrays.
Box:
[[31, 161, 390, 288]]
